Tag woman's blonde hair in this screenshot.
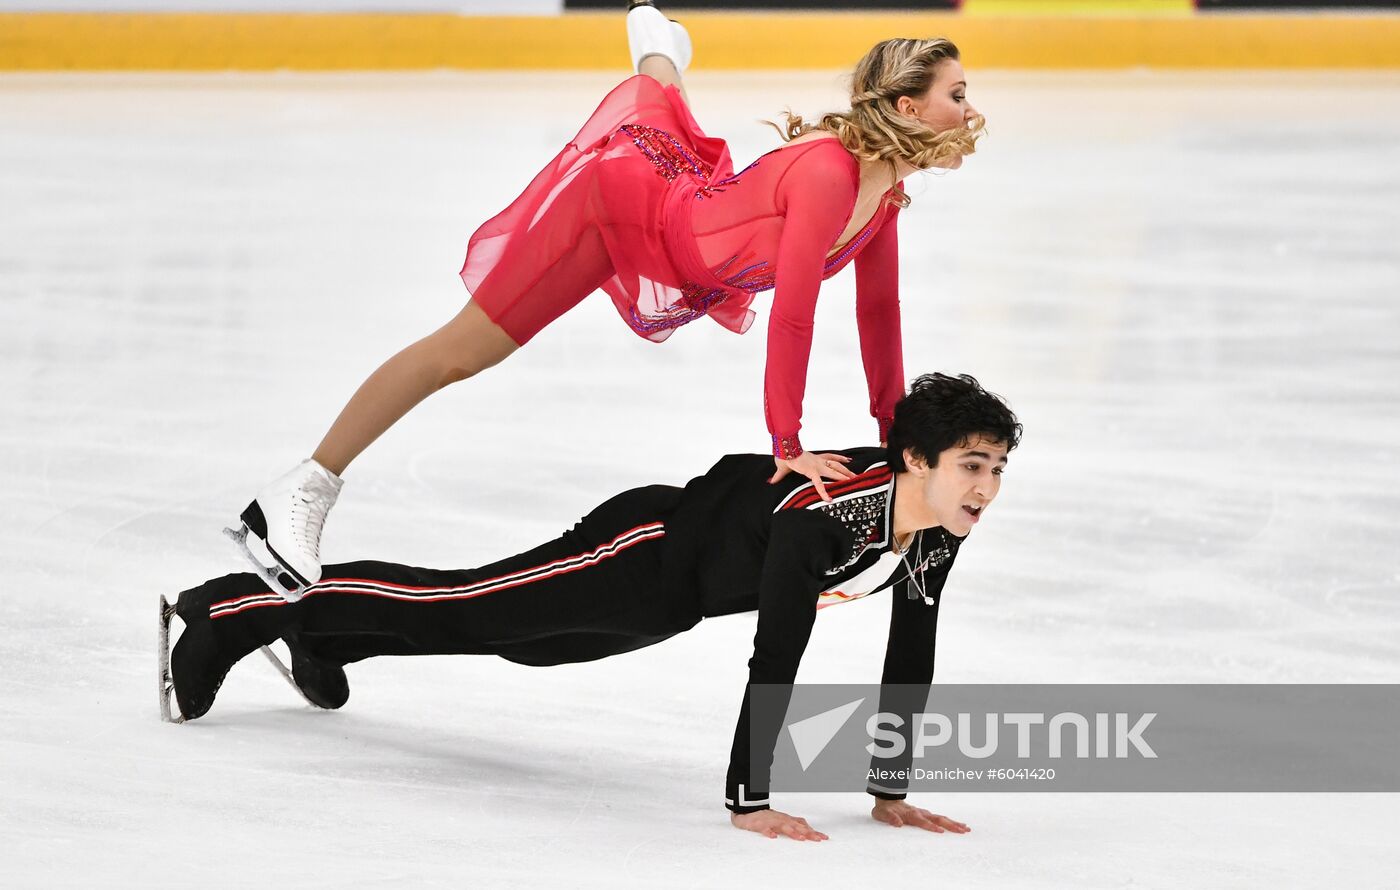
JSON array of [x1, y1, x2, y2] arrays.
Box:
[[769, 37, 984, 208]]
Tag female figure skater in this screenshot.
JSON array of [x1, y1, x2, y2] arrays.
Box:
[[226, 2, 985, 599]]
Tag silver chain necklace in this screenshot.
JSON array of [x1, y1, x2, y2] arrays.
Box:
[[894, 529, 930, 602]]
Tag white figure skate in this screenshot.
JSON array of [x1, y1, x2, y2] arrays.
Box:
[[224, 458, 343, 602], [627, 1, 692, 74]]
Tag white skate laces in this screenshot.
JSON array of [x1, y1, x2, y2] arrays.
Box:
[[288, 468, 340, 566], [627, 4, 692, 74], [224, 458, 343, 603]]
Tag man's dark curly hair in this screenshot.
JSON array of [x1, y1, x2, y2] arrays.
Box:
[[886, 373, 1022, 472]]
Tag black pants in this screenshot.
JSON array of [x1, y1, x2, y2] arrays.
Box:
[[179, 485, 698, 669]]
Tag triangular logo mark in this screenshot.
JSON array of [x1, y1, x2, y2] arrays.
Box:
[[787, 697, 866, 771]]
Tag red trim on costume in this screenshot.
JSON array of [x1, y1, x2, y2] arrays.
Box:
[[781, 465, 893, 512], [209, 522, 667, 620]]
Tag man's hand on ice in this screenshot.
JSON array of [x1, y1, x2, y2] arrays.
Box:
[[870, 799, 971, 834], [730, 808, 829, 841]]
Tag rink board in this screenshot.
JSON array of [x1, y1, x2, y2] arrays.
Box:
[[3, 11, 1400, 70]]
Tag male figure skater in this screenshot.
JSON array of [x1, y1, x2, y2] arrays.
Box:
[[162, 373, 1020, 841]]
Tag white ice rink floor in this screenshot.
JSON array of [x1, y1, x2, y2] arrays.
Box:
[[3, 68, 1399, 887]]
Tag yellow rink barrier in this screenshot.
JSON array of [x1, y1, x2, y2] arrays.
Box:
[[1, 12, 1399, 71], [961, 0, 1193, 13]]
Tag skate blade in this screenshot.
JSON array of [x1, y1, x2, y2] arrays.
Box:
[[158, 595, 185, 724], [259, 643, 322, 709], [223, 524, 306, 603]]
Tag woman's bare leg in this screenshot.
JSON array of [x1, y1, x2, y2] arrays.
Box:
[[310, 301, 518, 476], [639, 54, 690, 107]]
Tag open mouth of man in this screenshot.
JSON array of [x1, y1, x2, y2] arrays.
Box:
[[962, 504, 983, 522]]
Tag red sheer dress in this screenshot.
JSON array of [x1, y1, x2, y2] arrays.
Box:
[[461, 75, 904, 458]]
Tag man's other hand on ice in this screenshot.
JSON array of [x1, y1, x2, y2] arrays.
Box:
[[871, 799, 971, 834]]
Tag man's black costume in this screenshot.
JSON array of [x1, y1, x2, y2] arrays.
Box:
[[174, 447, 962, 813]]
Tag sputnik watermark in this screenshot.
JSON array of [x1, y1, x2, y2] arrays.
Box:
[[865, 711, 1157, 759], [755, 684, 1400, 793]]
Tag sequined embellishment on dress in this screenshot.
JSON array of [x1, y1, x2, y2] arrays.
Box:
[[694, 157, 760, 200], [824, 223, 876, 271], [771, 434, 803, 461], [615, 124, 883, 338], [623, 252, 771, 337], [616, 123, 734, 337], [618, 123, 715, 182]]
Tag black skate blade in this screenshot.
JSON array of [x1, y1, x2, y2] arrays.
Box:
[[158, 595, 185, 724], [223, 524, 307, 603]]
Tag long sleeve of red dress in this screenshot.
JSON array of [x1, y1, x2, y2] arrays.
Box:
[[853, 209, 905, 445], [762, 157, 861, 460], [762, 153, 906, 459]]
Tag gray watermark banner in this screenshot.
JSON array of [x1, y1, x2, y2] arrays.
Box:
[[753, 685, 1400, 793]]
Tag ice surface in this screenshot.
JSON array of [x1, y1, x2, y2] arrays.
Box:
[[2, 69, 1398, 887]]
